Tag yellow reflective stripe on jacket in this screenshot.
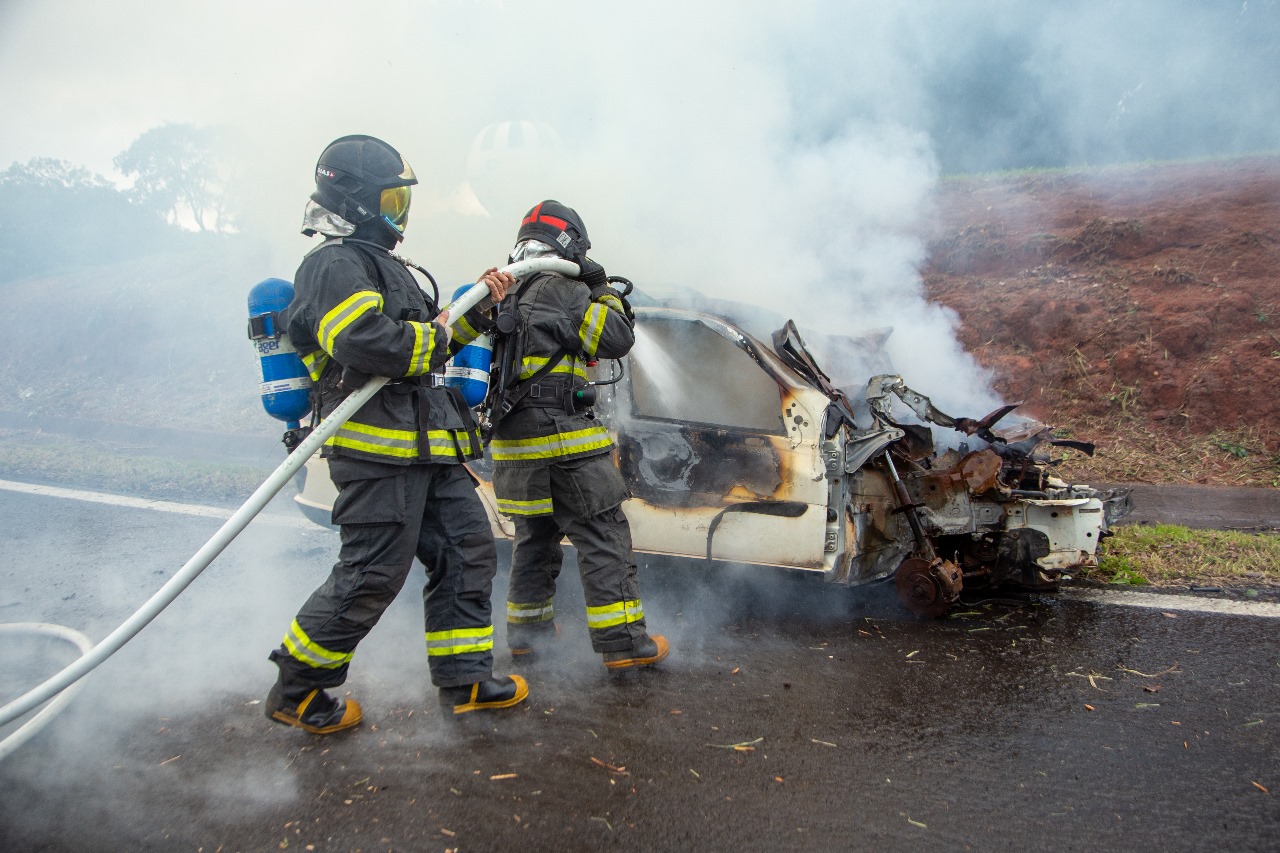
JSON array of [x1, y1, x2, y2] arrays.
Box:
[[423, 429, 465, 459], [577, 303, 608, 357], [496, 496, 554, 516], [489, 425, 613, 461], [585, 599, 644, 629], [507, 599, 555, 624], [596, 293, 625, 315], [517, 355, 588, 382], [318, 290, 384, 355], [453, 314, 482, 346], [324, 424, 479, 461], [326, 421, 417, 458], [425, 625, 494, 657], [406, 321, 436, 376], [301, 349, 330, 382], [282, 619, 353, 669]]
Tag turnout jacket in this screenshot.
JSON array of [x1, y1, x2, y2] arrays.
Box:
[[490, 271, 634, 516], [285, 238, 490, 466]]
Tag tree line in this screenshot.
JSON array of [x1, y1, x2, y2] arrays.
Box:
[[0, 124, 238, 283]]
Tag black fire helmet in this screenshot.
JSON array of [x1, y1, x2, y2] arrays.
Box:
[[311, 135, 417, 240], [515, 200, 591, 263]]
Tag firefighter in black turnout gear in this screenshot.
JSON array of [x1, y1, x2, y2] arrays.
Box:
[[489, 200, 669, 670], [264, 135, 527, 734]]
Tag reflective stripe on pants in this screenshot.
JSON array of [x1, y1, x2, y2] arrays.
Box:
[[507, 599, 555, 625], [269, 463, 498, 690], [506, 504, 648, 654]]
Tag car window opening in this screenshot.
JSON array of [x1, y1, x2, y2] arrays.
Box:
[[629, 318, 786, 434]]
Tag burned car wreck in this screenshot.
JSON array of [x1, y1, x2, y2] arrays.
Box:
[[294, 288, 1130, 617]]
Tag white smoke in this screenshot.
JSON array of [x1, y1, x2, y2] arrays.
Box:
[[3, 1, 1276, 410]]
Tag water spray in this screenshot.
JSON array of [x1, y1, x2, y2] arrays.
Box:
[[0, 257, 578, 751]]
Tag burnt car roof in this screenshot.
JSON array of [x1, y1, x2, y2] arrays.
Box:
[[630, 284, 896, 407]]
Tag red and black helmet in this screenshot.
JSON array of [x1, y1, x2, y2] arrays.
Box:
[[515, 200, 591, 263]]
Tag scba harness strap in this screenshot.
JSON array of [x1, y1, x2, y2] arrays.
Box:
[[483, 345, 573, 438], [483, 273, 561, 435]]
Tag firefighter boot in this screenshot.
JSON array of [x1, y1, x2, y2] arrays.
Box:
[[508, 622, 561, 658], [265, 682, 363, 734], [438, 675, 529, 715], [602, 634, 670, 670]]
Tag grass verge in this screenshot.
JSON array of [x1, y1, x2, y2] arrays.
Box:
[[1049, 415, 1280, 488], [0, 433, 274, 505], [1086, 523, 1280, 589]]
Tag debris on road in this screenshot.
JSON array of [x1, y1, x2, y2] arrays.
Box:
[[708, 737, 764, 751], [590, 757, 628, 774], [1068, 670, 1113, 690], [1117, 663, 1180, 678]]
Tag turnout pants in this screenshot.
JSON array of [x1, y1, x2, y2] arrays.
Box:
[[270, 460, 498, 691], [504, 458, 649, 654]]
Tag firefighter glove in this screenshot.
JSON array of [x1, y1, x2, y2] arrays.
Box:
[[578, 257, 609, 289], [338, 366, 371, 391]]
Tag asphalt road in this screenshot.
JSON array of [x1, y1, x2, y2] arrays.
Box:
[[0, 484, 1277, 852]]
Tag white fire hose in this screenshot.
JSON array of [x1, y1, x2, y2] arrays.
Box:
[[0, 623, 94, 762], [0, 257, 578, 753]]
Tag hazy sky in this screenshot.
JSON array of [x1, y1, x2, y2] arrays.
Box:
[[2, 0, 1277, 411]]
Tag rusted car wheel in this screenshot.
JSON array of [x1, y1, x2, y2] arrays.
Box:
[[894, 557, 963, 617]]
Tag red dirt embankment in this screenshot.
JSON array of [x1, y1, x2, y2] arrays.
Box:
[[922, 157, 1280, 485]]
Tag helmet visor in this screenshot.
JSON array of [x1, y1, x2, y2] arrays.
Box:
[[509, 239, 559, 263], [380, 184, 412, 232]]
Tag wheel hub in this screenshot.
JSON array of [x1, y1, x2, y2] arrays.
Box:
[[894, 557, 963, 617]]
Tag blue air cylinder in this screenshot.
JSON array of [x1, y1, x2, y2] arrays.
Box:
[[247, 278, 312, 429], [444, 284, 493, 408]]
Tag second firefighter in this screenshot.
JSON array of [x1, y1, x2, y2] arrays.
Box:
[[486, 200, 669, 670]]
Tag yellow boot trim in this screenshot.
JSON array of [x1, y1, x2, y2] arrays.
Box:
[[270, 690, 364, 734], [603, 635, 670, 670], [451, 675, 529, 715]]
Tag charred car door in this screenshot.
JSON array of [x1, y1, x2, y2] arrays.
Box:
[[599, 309, 834, 570]]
